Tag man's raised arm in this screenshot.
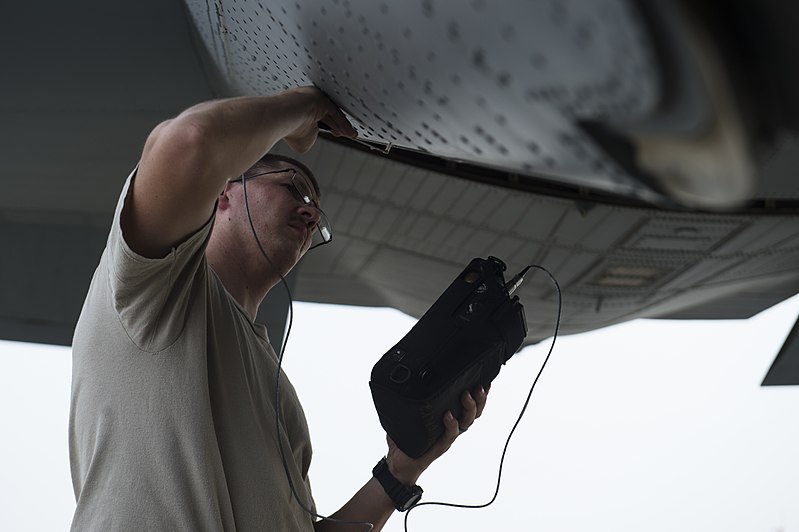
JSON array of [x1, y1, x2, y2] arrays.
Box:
[[122, 87, 356, 258]]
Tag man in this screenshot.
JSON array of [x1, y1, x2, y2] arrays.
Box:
[[69, 86, 488, 531]]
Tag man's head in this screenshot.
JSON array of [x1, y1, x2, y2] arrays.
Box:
[[246, 153, 322, 201], [213, 153, 329, 279]]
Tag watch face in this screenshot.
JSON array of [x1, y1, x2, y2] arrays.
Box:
[[400, 488, 423, 511], [374, 457, 423, 512]]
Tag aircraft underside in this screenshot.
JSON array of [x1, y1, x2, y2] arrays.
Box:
[[2, 0, 798, 382]]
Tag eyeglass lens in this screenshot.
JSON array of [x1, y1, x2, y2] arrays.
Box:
[[291, 174, 333, 248]]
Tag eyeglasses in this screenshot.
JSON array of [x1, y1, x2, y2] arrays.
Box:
[[236, 168, 333, 250]]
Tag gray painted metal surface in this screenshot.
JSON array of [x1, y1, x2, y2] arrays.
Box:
[[3, 0, 799, 384], [185, 0, 664, 202], [270, 140, 799, 344]]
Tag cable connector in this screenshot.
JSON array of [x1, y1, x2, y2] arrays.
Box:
[[504, 266, 532, 296]]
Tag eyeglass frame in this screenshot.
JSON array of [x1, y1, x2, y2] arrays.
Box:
[[232, 167, 333, 250]]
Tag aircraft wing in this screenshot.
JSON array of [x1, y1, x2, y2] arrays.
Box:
[[2, 0, 798, 383]]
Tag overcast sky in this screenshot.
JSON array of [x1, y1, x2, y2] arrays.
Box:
[[1, 295, 798, 532]]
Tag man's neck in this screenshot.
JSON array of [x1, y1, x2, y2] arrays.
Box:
[[206, 230, 278, 320]]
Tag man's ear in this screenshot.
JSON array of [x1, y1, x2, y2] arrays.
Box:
[[217, 181, 236, 211]]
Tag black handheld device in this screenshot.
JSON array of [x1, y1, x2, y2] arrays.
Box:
[[370, 256, 528, 458]]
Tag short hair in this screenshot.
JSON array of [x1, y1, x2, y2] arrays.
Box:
[[245, 153, 321, 199]]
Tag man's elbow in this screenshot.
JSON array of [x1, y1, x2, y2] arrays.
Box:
[[141, 116, 215, 180]]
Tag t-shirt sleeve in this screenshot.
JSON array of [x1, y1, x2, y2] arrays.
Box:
[[104, 164, 215, 353]]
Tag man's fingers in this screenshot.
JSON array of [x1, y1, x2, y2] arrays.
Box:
[[461, 390, 478, 429], [291, 86, 356, 145], [456, 386, 488, 432], [387, 388, 490, 478], [442, 411, 460, 446], [474, 385, 488, 418], [316, 94, 357, 138], [324, 107, 358, 138]]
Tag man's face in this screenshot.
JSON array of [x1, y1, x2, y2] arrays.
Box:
[[233, 165, 323, 274]]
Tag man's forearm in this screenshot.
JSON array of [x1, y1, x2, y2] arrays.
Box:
[[127, 87, 354, 257], [312, 391, 485, 530], [313, 477, 396, 532], [172, 90, 319, 182]]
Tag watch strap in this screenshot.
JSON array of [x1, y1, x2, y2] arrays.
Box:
[[372, 457, 423, 512]]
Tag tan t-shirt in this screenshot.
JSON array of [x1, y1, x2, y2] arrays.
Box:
[[69, 167, 316, 531]]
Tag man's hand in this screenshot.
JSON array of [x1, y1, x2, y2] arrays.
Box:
[[385, 384, 490, 485], [282, 86, 358, 153]]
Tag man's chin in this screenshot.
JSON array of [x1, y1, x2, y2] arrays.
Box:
[[271, 245, 304, 278]]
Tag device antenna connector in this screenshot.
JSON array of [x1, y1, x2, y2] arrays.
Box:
[[505, 265, 533, 296]]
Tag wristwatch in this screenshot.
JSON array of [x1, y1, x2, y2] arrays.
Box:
[[372, 457, 423, 512]]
